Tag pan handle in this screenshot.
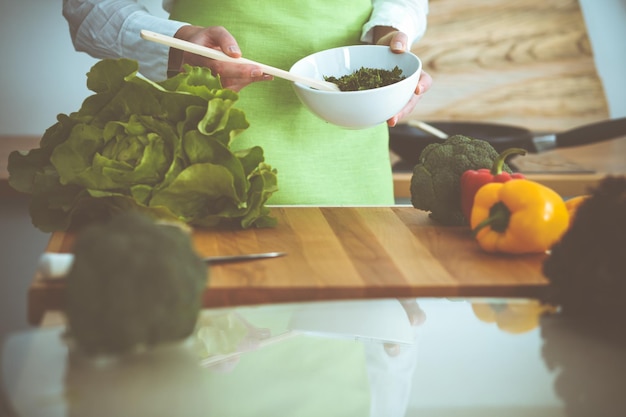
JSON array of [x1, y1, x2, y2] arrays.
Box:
[[556, 117, 626, 148]]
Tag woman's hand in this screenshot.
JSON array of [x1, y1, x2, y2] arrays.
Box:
[[374, 28, 432, 127], [383, 298, 426, 356], [169, 25, 273, 91]]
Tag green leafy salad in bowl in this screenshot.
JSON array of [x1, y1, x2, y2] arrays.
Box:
[[8, 58, 278, 232]]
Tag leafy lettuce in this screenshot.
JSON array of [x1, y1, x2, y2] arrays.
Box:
[[8, 58, 278, 232]]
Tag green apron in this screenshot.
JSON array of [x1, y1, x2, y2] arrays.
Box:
[[191, 306, 371, 417], [170, 0, 394, 206], [168, 4, 401, 415]]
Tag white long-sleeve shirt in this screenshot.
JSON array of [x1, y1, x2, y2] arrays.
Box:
[[63, 0, 428, 81]]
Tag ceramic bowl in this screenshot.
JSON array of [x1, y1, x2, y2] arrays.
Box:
[[289, 45, 422, 129]]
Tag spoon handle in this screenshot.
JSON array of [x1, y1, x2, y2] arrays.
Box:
[[407, 120, 449, 140], [140, 30, 339, 92]]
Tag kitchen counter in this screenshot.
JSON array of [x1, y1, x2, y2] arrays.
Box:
[[10, 135, 626, 324], [28, 206, 550, 325], [4, 297, 625, 417]]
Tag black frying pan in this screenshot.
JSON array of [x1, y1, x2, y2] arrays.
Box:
[[389, 118, 626, 171]]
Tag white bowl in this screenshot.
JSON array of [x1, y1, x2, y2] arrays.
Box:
[[289, 45, 422, 129]]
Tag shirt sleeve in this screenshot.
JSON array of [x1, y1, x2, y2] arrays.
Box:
[[361, 0, 429, 46], [62, 0, 188, 81]]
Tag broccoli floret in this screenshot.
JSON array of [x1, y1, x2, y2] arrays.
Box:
[[410, 135, 512, 226], [542, 176, 626, 337], [65, 211, 208, 355]]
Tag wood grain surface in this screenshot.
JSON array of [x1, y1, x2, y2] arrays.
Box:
[[28, 206, 550, 324], [407, 0, 609, 132]]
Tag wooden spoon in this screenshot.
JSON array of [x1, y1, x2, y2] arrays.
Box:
[[140, 30, 340, 92], [407, 120, 449, 140]]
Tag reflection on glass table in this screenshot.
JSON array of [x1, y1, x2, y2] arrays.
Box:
[[2, 297, 625, 417]]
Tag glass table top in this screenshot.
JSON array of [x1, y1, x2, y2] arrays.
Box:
[[2, 297, 625, 417]]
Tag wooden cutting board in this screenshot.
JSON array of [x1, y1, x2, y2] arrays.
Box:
[[408, 0, 609, 132], [28, 206, 550, 325]]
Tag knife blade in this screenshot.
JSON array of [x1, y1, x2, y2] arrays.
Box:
[[37, 251, 287, 280], [203, 252, 287, 264]]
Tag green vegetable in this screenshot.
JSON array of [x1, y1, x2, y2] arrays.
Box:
[[324, 66, 406, 91], [194, 312, 250, 357], [65, 212, 208, 355], [8, 58, 278, 232], [410, 135, 513, 226], [542, 176, 626, 332]]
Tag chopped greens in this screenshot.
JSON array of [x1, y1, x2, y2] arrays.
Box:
[[324, 66, 406, 91]]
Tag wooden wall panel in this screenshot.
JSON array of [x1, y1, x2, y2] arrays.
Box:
[[407, 0, 609, 132]]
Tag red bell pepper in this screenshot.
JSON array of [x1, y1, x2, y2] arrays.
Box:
[[460, 147, 527, 222]]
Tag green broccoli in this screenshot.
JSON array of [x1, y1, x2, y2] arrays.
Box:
[[542, 176, 626, 335], [65, 211, 208, 355], [410, 135, 513, 226]]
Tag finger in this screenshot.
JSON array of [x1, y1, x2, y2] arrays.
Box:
[[389, 32, 409, 53], [208, 60, 266, 79], [207, 356, 241, 373], [208, 26, 243, 58], [179, 50, 255, 76], [221, 74, 273, 92], [235, 315, 272, 352], [249, 326, 272, 341], [235, 329, 270, 352], [398, 299, 427, 326], [415, 70, 433, 96], [177, 26, 268, 83], [383, 343, 402, 357], [386, 70, 432, 126], [386, 94, 419, 127], [179, 54, 270, 87], [188, 26, 243, 58]]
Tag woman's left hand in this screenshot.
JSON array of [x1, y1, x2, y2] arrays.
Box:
[[375, 29, 433, 127]]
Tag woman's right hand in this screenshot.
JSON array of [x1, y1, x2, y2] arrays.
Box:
[[169, 25, 273, 91]]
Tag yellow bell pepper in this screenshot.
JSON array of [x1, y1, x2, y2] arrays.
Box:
[[564, 194, 590, 226], [471, 179, 569, 254], [471, 300, 558, 334]]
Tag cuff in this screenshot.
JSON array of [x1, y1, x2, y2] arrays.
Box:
[[361, 2, 428, 46], [121, 12, 188, 81]]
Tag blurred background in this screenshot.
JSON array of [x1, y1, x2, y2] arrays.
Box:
[[0, 0, 624, 137]]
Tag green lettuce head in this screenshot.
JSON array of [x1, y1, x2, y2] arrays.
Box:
[[8, 58, 278, 232]]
